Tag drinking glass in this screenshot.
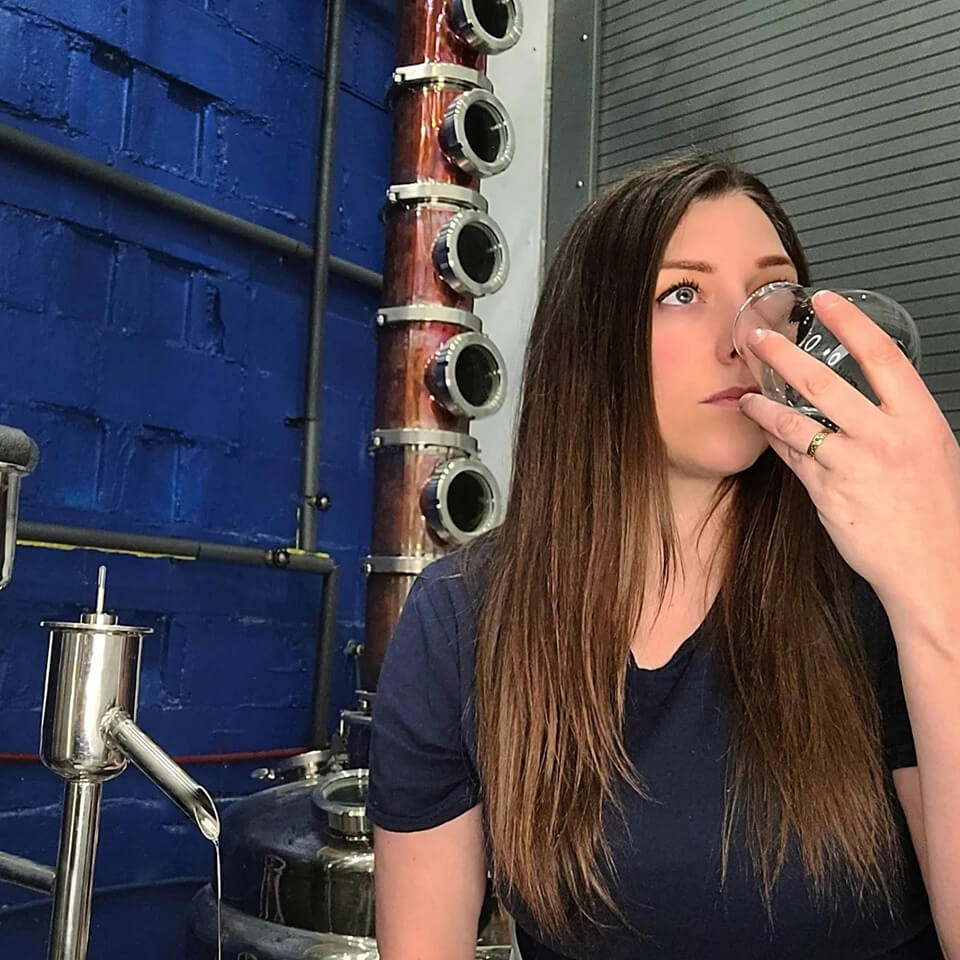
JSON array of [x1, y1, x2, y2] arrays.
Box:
[[732, 283, 922, 430]]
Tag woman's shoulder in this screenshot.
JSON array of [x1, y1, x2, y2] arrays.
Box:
[[414, 534, 497, 621]]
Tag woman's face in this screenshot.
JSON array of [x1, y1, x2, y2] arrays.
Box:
[[651, 192, 799, 482]]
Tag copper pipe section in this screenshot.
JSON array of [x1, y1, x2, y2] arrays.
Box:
[[362, 573, 418, 690], [391, 77, 515, 185], [397, 0, 485, 70], [392, 80, 478, 189], [362, 444, 499, 691], [375, 321, 469, 430], [397, 0, 522, 67], [368, 433, 479, 557], [383, 192, 481, 309]]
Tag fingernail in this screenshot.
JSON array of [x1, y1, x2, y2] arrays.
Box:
[[812, 289, 840, 307], [748, 327, 768, 345]]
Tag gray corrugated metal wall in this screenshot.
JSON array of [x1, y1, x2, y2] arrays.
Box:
[[594, 0, 960, 433]]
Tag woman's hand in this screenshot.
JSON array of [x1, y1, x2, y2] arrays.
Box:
[[737, 290, 960, 615]]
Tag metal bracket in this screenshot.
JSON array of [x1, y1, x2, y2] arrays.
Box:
[[368, 428, 479, 454]]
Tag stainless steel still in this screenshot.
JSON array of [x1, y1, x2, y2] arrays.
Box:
[[187, 761, 512, 958]]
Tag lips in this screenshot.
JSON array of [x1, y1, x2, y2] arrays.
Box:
[[704, 385, 761, 403]]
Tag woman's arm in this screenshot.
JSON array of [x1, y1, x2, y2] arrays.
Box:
[[885, 594, 960, 959], [374, 803, 488, 960]]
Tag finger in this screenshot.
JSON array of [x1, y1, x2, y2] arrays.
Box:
[[808, 289, 925, 414], [764, 432, 823, 482], [738, 392, 843, 468], [746, 325, 874, 439]]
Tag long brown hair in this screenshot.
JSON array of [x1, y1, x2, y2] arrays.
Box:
[[462, 150, 904, 950]]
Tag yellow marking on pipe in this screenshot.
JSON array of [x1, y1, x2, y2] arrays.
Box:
[[16, 540, 197, 562]]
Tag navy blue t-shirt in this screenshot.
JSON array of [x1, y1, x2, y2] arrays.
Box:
[[367, 552, 941, 959]]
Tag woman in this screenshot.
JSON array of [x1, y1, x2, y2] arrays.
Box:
[[366, 151, 960, 958]]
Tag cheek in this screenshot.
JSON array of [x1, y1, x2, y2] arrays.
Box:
[[650, 330, 694, 416], [650, 329, 689, 375]]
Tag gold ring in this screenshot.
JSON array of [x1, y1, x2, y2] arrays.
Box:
[[806, 430, 829, 460]]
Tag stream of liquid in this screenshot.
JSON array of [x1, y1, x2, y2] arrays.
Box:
[[211, 837, 222, 960], [194, 797, 222, 960]]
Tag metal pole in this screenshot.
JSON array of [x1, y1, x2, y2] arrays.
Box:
[[299, 0, 347, 553], [0, 850, 55, 894], [17, 521, 335, 575], [309, 564, 341, 748], [48, 781, 102, 960], [0, 122, 382, 291]]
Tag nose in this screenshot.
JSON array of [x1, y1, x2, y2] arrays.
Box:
[[715, 289, 749, 365]]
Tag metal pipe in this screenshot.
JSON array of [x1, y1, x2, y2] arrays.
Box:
[[17, 521, 335, 575], [0, 121, 382, 291], [48, 781, 102, 960], [309, 564, 341, 748], [299, 0, 347, 553], [0, 746, 306, 765], [101, 709, 220, 842], [19, 520, 341, 744], [0, 851, 55, 894]]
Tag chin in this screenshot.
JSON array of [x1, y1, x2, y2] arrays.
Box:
[[672, 431, 770, 478]]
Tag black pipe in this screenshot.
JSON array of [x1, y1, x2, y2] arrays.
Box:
[[0, 876, 207, 917], [0, 851, 55, 895], [0, 122, 382, 291], [17, 521, 335, 575], [299, 0, 347, 554], [18, 521, 342, 743], [309, 564, 340, 749]]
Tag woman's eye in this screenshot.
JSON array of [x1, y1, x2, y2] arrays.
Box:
[[658, 282, 701, 306]]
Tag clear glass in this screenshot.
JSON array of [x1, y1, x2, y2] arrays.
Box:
[[732, 283, 922, 430]]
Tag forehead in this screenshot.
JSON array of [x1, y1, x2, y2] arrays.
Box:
[[662, 193, 788, 261]]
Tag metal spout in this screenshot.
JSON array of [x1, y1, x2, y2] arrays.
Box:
[[0, 468, 22, 590], [0, 427, 39, 590], [101, 708, 220, 841]]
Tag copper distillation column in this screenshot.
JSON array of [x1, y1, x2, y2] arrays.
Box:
[[355, 0, 523, 704], [178, 6, 527, 956]]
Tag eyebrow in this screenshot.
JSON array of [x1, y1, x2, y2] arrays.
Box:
[[660, 255, 795, 273]]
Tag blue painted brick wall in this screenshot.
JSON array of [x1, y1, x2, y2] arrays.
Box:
[[0, 0, 393, 952]]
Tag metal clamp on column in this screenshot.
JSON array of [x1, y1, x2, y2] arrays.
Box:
[[385, 181, 488, 213], [369, 428, 479, 455], [392, 62, 493, 93], [376, 304, 483, 333], [362, 555, 438, 575]]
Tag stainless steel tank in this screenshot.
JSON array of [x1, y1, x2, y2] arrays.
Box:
[[187, 757, 511, 958]]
